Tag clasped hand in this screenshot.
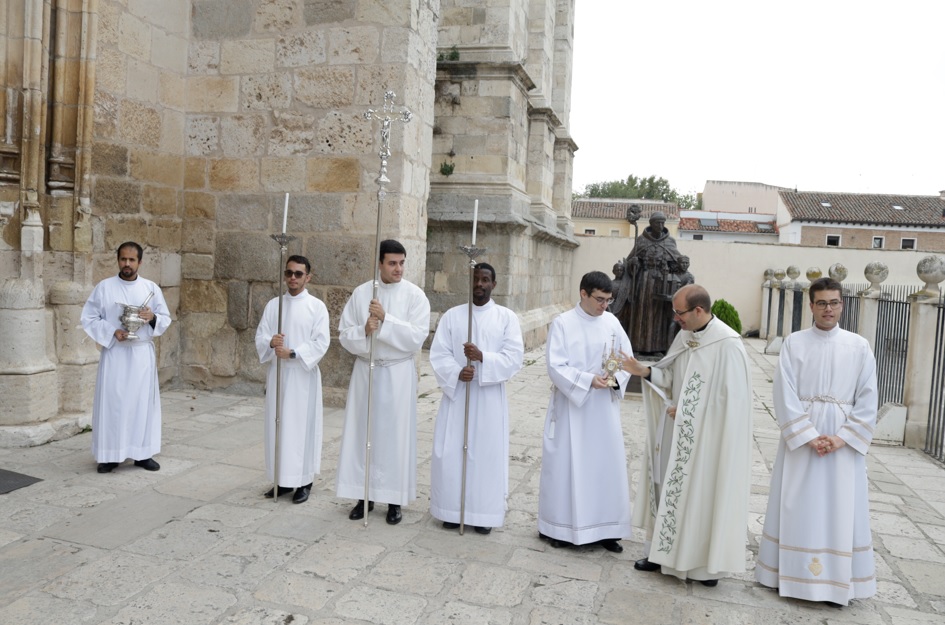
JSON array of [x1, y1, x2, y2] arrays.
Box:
[[808, 434, 846, 457]]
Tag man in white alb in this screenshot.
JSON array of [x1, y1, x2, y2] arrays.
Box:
[[756, 277, 878, 606], [336, 239, 431, 525], [623, 284, 752, 586], [538, 271, 633, 553], [255, 255, 330, 504], [81, 242, 171, 473], [429, 263, 524, 534]]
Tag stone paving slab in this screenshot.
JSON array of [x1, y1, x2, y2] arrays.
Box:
[[1, 339, 944, 624]]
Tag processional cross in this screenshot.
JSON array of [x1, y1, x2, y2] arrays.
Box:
[[360, 89, 412, 527]]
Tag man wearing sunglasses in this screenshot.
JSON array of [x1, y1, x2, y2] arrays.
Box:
[[255, 255, 330, 504], [756, 277, 878, 606], [537, 271, 634, 554], [623, 284, 752, 587]]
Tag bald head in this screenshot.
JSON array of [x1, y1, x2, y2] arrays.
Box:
[[672, 284, 713, 330]]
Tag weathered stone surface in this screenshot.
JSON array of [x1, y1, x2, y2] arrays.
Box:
[[294, 66, 355, 108], [227, 280, 250, 330], [277, 30, 326, 67], [209, 325, 239, 377], [105, 216, 149, 250], [216, 194, 271, 231], [209, 159, 259, 192], [183, 157, 208, 189], [187, 116, 220, 156], [188, 40, 220, 74], [241, 72, 293, 111], [306, 157, 360, 193], [160, 110, 186, 154], [303, 233, 373, 286], [220, 115, 266, 156], [254, 0, 305, 33], [182, 218, 215, 253], [282, 193, 345, 233], [119, 100, 162, 148], [221, 39, 275, 74], [261, 157, 305, 192], [44, 551, 175, 606], [181, 279, 227, 313], [182, 253, 215, 279], [184, 191, 216, 220], [221, 607, 310, 625], [118, 12, 151, 62], [216, 232, 281, 281], [142, 186, 180, 217], [57, 363, 97, 414], [107, 581, 237, 624], [130, 150, 185, 187], [327, 26, 380, 65], [315, 109, 373, 154], [303, 0, 356, 24], [95, 177, 142, 214], [451, 563, 532, 607], [269, 110, 316, 156], [187, 76, 240, 113], [126, 59, 160, 104], [91, 143, 129, 176], [150, 29, 189, 73], [192, 0, 254, 39], [286, 535, 386, 584], [334, 585, 427, 624], [0, 371, 58, 425], [147, 217, 182, 250]]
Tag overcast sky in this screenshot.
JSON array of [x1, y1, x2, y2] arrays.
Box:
[[569, 1, 945, 198]]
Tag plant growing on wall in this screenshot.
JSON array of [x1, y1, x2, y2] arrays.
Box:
[[711, 298, 742, 335], [439, 161, 455, 176]]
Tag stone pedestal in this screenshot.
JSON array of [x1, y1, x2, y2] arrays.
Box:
[[902, 298, 940, 448]]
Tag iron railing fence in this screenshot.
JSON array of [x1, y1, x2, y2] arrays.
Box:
[[875, 298, 910, 406], [925, 299, 945, 464]]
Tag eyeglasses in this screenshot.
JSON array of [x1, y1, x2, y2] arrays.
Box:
[[284, 270, 307, 279], [591, 295, 614, 306], [673, 307, 695, 317], [813, 299, 843, 310]]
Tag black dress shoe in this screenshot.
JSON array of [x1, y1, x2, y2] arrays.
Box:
[[538, 532, 570, 547], [134, 458, 160, 471], [599, 539, 623, 553], [700, 579, 719, 587], [292, 483, 312, 504], [348, 500, 375, 520], [264, 486, 293, 498], [442, 521, 460, 530], [634, 558, 660, 572], [97, 462, 119, 473], [386, 504, 402, 525], [474, 526, 492, 535]]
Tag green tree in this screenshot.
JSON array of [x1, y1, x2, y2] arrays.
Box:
[[577, 174, 701, 210]]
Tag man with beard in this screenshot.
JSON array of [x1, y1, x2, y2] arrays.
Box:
[[429, 263, 524, 534], [81, 242, 171, 473], [255, 255, 330, 504]]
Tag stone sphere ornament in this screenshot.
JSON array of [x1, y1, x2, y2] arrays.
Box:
[[806, 267, 822, 281], [763, 268, 775, 282], [860, 261, 889, 296], [828, 263, 848, 283], [786, 265, 800, 280], [913, 255, 945, 299]]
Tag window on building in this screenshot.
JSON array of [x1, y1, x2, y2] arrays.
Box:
[[748, 206, 757, 214], [872, 236, 884, 249], [692, 234, 704, 240], [901, 238, 916, 250], [610, 229, 620, 237], [584, 228, 596, 235], [826, 234, 841, 247]]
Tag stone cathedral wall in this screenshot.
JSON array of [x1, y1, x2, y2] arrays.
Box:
[[0, 0, 577, 442]]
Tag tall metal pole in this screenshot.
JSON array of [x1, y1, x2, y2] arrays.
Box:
[[269, 229, 295, 502], [458, 200, 485, 535], [361, 90, 412, 526]]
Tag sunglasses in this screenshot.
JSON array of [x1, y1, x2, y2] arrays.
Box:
[[284, 270, 307, 279]]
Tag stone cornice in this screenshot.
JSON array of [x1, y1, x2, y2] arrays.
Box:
[[436, 61, 537, 93]]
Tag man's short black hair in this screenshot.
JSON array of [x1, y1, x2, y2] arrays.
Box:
[[116, 241, 143, 261], [579, 271, 613, 295], [379, 239, 406, 262], [809, 277, 843, 302], [474, 262, 496, 282], [287, 255, 311, 274]]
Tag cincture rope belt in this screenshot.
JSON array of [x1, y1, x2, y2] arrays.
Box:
[[357, 355, 414, 367], [801, 395, 853, 406]]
